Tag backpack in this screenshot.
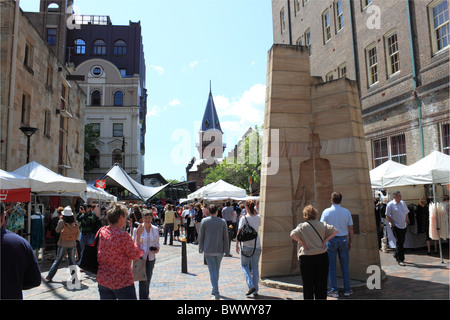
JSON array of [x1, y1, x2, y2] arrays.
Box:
[[60, 223, 79, 241]]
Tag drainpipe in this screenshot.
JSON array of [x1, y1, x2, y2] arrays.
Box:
[[406, 0, 425, 158], [287, 0, 292, 45], [7, 0, 20, 170], [348, 0, 360, 91]]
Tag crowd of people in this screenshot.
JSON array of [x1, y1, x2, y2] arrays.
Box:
[[1, 191, 389, 300]]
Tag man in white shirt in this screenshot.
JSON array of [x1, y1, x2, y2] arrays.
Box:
[[385, 191, 409, 266]]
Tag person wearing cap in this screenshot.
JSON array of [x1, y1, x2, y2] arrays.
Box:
[[46, 206, 80, 282], [385, 191, 409, 266]]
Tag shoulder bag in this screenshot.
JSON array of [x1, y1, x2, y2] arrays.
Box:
[[306, 221, 324, 243], [237, 216, 258, 257], [79, 227, 102, 274]]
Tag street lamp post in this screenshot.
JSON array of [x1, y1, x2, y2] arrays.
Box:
[[20, 125, 38, 163]]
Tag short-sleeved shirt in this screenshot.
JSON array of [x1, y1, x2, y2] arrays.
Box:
[[385, 199, 409, 229], [97, 226, 143, 290], [320, 204, 353, 236], [291, 220, 337, 256]]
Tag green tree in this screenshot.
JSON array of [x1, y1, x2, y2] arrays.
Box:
[[203, 125, 262, 193], [84, 123, 100, 172]]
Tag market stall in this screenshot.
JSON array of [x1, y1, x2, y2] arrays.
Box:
[[382, 151, 450, 262]]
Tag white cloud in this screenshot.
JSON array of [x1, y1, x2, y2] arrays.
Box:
[[150, 65, 165, 75], [169, 99, 181, 107], [189, 61, 199, 68], [147, 105, 162, 117], [214, 83, 266, 142]]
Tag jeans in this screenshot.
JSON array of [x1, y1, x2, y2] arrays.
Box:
[[392, 226, 407, 262], [326, 236, 350, 293], [205, 255, 223, 299], [240, 247, 261, 293], [139, 259, 156, 300], [299, 252, 329, 300], [98, 284, 136, 300], [79, 233, 95, 262], [163, 223, 174, 245], [47, 246, 76, 280]]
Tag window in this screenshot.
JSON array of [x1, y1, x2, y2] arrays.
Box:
[[46, 65, 53, 88], [322, 9, 331, 43], [47, 28, 57, 45], [91, 90, 102, 106], [326, 71, 334, 81], [372, 134, 407, 167], [91, 66, 103, 77], [294, 0, 301, 15], [280, 8, 286, 34], [390, 134, 407, 164], [366, 43, 378, 86], [113, 40, 127, 56], [429, 0, 449, 54], [303, 0, 310, 6], [440, 123, 450, 155], [120, 69, 127, 77], [60, 84, 67, 111], [296, 37, 303, 46], [24, 43, 33, 70], [93, 39, 106, 55], [361, 0, 372, 10], [21, 93, 31, 125], [74, 39, 86, 55], [305, 28, 311, 56], [338, 63, 347, 78], [385, 30, 400, 77], [373, 137, 389, 167], [44, 109, 51, 136], [113, 123, 123, 137], [91, 123, 101, 136], [114, 91, 124, 106], [334, 0, 344, 32]]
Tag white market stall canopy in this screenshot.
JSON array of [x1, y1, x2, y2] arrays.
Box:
[[369, 160, 407, 188], [101, 164, 169, 201], [12, 161, 86, 194], [0, 169, 32, 202], [188, 179, 248, 201], [383, 151, 450, 187]]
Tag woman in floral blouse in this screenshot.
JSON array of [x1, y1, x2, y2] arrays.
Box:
[[97, 203, 143, 300]]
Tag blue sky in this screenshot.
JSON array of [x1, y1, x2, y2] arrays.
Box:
[[20, 0, 273, 181]]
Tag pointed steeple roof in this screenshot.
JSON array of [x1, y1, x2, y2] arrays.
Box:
[[200, 83, 223, 133]]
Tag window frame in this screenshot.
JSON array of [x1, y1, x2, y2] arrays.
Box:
[[113, 40, 127, 56], [280, 7, 286, 34], [334, 0, 344, 32], [322, 9, 331, 43], [91, 90, 102, 106], [428, 0, 450, 55], [113, 123, 124, 137], [372, 134, 407, 168], [384, 30, 401, 77], [440, 122, 450, 155], [366, 43, 379, 87], [92, 39, 107, 56], [305, 28, 311, 56], [74, 39, 86, 55]]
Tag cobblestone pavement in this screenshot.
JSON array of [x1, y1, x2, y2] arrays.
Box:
[[22, 239, 449, 301]]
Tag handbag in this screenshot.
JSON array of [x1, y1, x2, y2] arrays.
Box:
[[132, 258, 147, 281], [237, 216, 258, 257], [79, 227, 102, 274]]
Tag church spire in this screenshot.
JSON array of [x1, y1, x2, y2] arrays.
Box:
[[200, 82, 223, 133]]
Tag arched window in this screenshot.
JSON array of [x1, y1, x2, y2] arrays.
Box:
[[93, 39, 106, 55], [113, 40, 127, 56], [91, 90, 102, 106], [47, 3, 59, 13], [74, 39, 86, 55], [114, 90, 124, 106], [112, 149, 123, 166]]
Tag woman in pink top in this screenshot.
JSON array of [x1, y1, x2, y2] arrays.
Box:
[[97, 203, 143, 300]]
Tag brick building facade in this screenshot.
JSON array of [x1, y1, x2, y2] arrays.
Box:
[[272, 0, 449, 169]]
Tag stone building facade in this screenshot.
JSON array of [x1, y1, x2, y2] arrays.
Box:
[[1, 0, 86, 178], [72, 59, 143, 182], [272, 0, 449, 169]]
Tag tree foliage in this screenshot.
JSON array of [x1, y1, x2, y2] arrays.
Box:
[[203, 126, 262, 192], [84, 123, 100, 172]]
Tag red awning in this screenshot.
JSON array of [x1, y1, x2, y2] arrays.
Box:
[[0, 188, 31, 202]]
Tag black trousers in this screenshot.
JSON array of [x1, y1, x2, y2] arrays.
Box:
[[392, 226, 407, 262], [299, 252, 329, 300]]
